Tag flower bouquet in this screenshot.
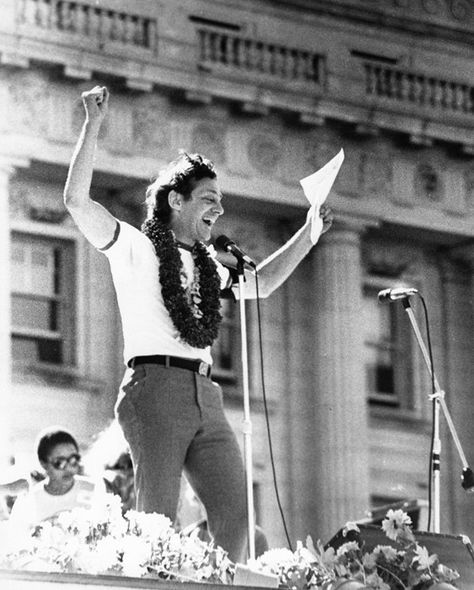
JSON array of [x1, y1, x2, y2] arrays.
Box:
[[249, 509, 460, 589], [0, 494, 233, 583]]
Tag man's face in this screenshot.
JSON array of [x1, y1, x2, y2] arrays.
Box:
[[170, 177, 224, 244]]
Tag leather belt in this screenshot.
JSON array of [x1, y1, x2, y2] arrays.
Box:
[[128, 355, 211, 377]]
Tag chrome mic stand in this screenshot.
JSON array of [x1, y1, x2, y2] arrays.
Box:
[[401, 297, 474, 533], [236, 260, 256, 561]]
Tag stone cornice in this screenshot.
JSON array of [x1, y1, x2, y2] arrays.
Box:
[[271, 0, 474, 43]]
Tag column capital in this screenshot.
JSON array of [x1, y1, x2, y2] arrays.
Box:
[[448, 243, 474, 270], [332, 212, 379, 235], [320, 212, 378, 249]]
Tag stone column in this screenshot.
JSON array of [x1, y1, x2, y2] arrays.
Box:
[[296, 216, 371, 542], [438, 250, 474, 537], [0, 159, 16, 467]]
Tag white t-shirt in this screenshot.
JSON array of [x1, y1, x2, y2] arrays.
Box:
[[103, 221, 230, 365], [9, 476, 104, 530]]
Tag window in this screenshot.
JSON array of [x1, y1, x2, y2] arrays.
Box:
[[10, 233, 76, 368], [212, 298, 238, 381], [362, 282, 413, 409]]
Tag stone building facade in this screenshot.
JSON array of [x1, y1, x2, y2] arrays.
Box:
[[1, 0, 473, 549]]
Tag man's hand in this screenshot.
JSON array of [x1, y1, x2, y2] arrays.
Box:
[[319, 204, 333, 234], [81, 85, 109, 124]]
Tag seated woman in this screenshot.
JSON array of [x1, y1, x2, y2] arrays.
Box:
[[9, 427, 105, 531]]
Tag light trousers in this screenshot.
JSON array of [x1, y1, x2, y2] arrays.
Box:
[[115, 363, 247, 563]]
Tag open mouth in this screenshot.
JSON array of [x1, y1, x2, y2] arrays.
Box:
[[202, 218, 214, 227]]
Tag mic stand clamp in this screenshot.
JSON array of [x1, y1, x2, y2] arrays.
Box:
[[235, 259, 256, 561]]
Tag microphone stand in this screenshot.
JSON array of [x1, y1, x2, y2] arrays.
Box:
[[236, 259, 256, 561], [401, 298, 474, 533]]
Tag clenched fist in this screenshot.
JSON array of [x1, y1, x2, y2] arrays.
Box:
[[81, 85, 109, 124]]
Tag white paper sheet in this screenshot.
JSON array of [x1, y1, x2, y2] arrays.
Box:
[[299, 148, 344, 243]]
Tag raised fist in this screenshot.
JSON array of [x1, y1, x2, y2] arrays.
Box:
[[81, 85, 109, 122]]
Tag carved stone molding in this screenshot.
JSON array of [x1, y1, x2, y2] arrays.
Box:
[[414, 162, 443, 203], [465, 167, 474, 210], [191, 122, 227, 165], [8, 71, 51, 137], [132, 105, 171, 152], [359, 151, 393, 197], [247, 134, 282, 175]]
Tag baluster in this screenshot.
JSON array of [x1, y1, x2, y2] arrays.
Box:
[[399, 72, 410, 101], [286, 49, 295, 80], [373, 66, 382, 96], [109, 12, 120, 41], [432, 80, 442, 108], [37, 0, 49, 28], [274, 47, 284, 78], [88, 7, 100, 39], [365, 64, 375, 95], [147, 19, 156, 51], [231, 37, 239, 67], [134, 17, 145, 46], [123, 14, 134, 45], [50, 0, 59, 29], [100, 10, 112, 44], [262, 45, 272, 74], [417, 76, 425, 105], [256, 42, 264, 72], [219, 34, 228, 65], [33, 0, 42, 26], [75, 4, 87, 36], [70, 2, 79, 33], [302, 52, 312, 80], [385, 68, 393, 97], [466, 87, 474, 113], [18, 0, 28, 24], [246, 40, 256, 71], [452, 84, 463, 112], [209, 32, 218, 63], [23, 0, 38, 26], [425, 78, 433, 107], [380, 67, 390, 96], [237, 38, 246, 69], [64, 1, 73, 31], [60, 1, 72, 31], [200, 30, 210, 62], [293, 51, 303, 80], [443, 82, 453, 109]]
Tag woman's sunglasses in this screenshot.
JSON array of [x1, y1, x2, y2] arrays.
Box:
[[48, 453, 81, 470]]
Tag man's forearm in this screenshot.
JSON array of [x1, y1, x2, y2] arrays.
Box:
[[64, 119, 101, 208], [253, 220, 314, 298]]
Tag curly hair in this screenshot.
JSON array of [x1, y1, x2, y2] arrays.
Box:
[[36, 427, 79, 464], [145, 151, 216, 225]]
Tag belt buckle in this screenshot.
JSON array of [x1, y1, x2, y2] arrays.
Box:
[[198, 361, 209, 376]]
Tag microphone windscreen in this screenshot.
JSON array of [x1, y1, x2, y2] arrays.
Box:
[[215, 235, 232, 250]]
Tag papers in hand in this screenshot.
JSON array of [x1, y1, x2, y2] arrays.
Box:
[[299, 148, 344, 243]]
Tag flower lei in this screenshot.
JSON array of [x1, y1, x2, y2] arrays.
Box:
[[141, 217, 222, 348]]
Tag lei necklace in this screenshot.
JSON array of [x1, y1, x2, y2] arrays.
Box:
[[141, 217, 222, 348]]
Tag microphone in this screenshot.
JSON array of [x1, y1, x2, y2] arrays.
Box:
[[215, 235, 256, 268], [378, 287, 418, 302]]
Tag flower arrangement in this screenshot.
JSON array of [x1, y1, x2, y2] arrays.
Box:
[[250, 509, 460, 590], [0, 495, 232, 583], [0, 503, 461, 589]]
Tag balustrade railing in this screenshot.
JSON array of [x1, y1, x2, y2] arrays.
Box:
[[18, 0, 156, 50], [198, 28, 324, 86], [364, 62, 474, 115]]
